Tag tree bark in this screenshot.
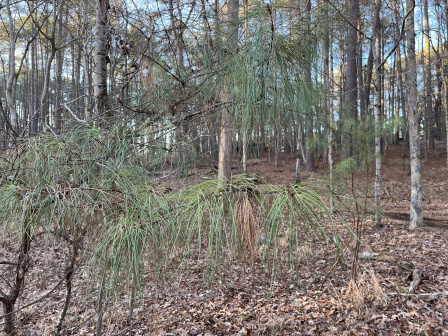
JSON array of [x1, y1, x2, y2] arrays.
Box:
[[218, 0, 239, 180], [39, 0, 64, 132], [343, 0, 359, 157], [406, 0, 423, 229], [1, 218, 31, 335], [393, 0, 407, 147], [373, 0, 383, 228], [323, 0, 334, 211], [5, 0, 18, 139], [94, 0, 111, 126], [304, 0, 315, 172], [423, 0, 435, 149]]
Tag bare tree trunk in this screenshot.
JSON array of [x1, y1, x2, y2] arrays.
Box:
[[373, 0, 383, 228], [393, 0, 407, 148], [218, 0, 239, 180], [242, 134, 247, 173], [39, 0, 64, 132], [84, 0, 92, 121], [31, 22, 40, 135], [218, 96, 232, 180], [84, 45, 92, 121], [30, 26, 37, 136], [423, 0, 435, 150], [323, 0, 334, 211], [444, 70, 448, 187], [95, 269, 107, 336], [304, 0, 315, 172], [54, 17, 65, 134], [437, 0, 448, 186], [441, 38, 448, 187], [94, 0, 111, 126], [295, 123, 306, 183], [1, 218, 31, 335], [295, 129, 301, 184], [406, 0, 423, 229], [5, 0, 18, 139], [40, 49, 55, 132], [54, 239, 80, 336], [343, 0, 359, 157]]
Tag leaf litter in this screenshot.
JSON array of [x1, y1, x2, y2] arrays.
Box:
[[1, 143, 448, 335]]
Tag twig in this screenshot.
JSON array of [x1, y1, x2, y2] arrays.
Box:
[[414, 294, 445, 325], [0, 277, 64, 318], [387, 291, 448, 297], [377, 3, 415, 70], [62, 103, 87, 123]]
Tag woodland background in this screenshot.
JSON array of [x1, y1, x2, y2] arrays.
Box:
[[0, 0, 448, 334]]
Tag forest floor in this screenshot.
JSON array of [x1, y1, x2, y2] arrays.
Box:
[[1, 142, 448, 335]]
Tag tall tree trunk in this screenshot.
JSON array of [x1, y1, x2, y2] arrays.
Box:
[[323, 0, 334, 211], [394, 3, 407, 147], [362, 0, 382, 122], [84, 46, 92, 121], [423, 0, 435, 149], [444, 64, 448, 187], [54, 30, 65, 134], [373, 0, 383, 228], [304, 0, 315, 172], [40, 0, 64, 132], [94, 0, 111, 126], [406, 0, 423, 229], [40, 48, 55, 132], [84, 0, 92, 121], [218, 0, 239, 180], [357, 35, 364, 122], [5, 0, 18, 140], [437, 0, 448, 185], [30, 27, 37, 136], [343, 0, 359, 157]]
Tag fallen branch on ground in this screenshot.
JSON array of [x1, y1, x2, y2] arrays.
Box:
[[387, 291, 448, 297]]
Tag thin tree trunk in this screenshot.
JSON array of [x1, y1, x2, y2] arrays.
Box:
[[30, 27, 37, 136], [392, 0, 408, 152], [1, 217, 31, 335], [54, 20, 65, 134], [84, 0, 92, 121], [441, 40, 448, 187], [54, 241, 79, 336], [445, 71, 448, 187], [406, 0, 423, 229], [304, 0, 315, 171], [218, 97, 232, 180], [94, 0, 111, 126], [424, 0, 435, 149], [39, 0, 64, 132], [324, 0, 334, 211], [373, 0, 383, 228], [5, 0, 18, 139], [438, 0, 448, 186], [242, 134, 247, 173], [218, 0, 239, 180], [295, 123, 302, 183], [343, 0, 359, 157], [95, 268, 108, 336]]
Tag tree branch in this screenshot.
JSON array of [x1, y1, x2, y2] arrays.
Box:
[[377, 3, 415, 70]]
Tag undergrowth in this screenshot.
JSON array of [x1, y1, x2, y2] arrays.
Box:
[[0, 124, 345, 334]]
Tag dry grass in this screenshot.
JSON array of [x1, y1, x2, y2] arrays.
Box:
[[345, 269, 388, 315], [234, 194, 257, 260]]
